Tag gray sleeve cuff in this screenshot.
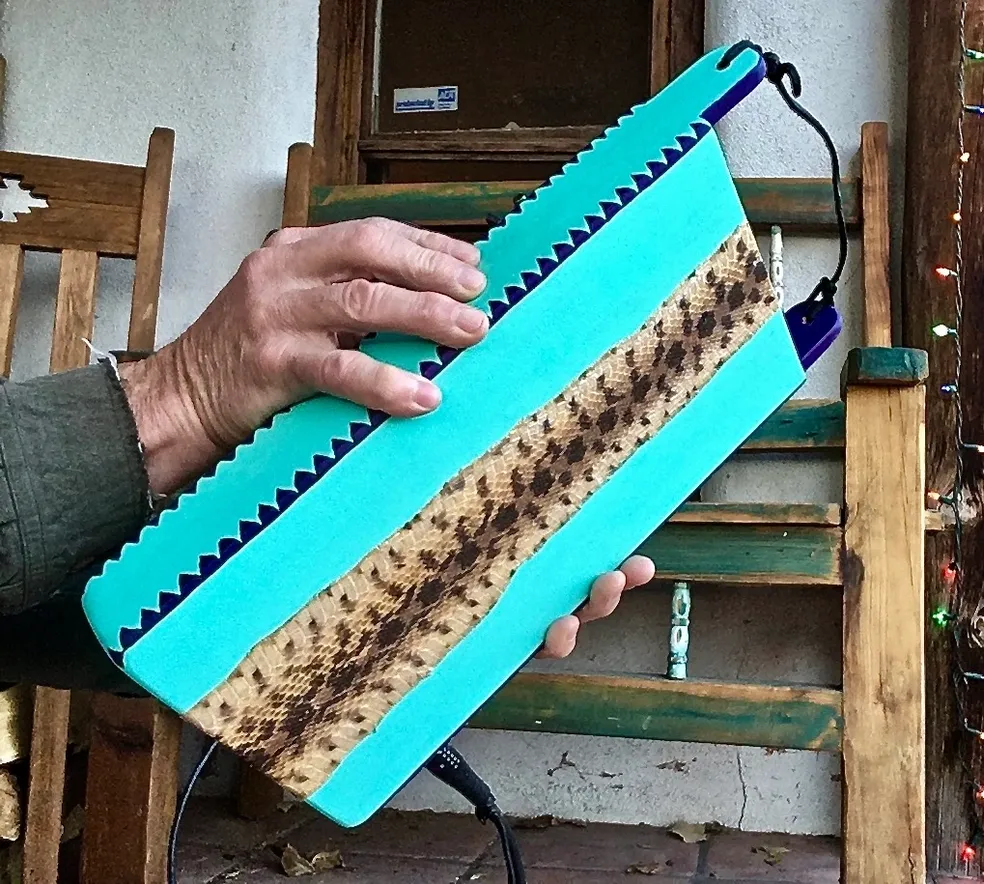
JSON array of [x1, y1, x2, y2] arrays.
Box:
[[0, 362, 151, 614]]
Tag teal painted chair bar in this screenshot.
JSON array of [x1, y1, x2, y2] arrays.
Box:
[[255, 122, 927, 883]]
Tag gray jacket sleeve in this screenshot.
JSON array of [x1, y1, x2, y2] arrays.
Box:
[[0, 362, 150, 615]]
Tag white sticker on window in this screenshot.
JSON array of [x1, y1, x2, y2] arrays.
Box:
[[393, 86, 458, 114]]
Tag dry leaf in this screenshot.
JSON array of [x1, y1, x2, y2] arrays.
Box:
[[656, 759, 688, 773], [59, 805, 84, 844], [753, 845, 790, 866], [312, 850, 347, 871], [280, 844, 315, 877], [668, 821, 706, 843], [626, 861, 664, 875], [0, 771, 19, 842]]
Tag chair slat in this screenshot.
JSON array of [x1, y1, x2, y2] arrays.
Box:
[[310, 178, 861, 231], [670, 502, 841, 526], [22, 687, 71, 884], [49, 250, 98, 374], [744, 398, 844, 451], [0, 244, 24, 376], [0, 152, 145, 209], [638, 523, 843, 586], [471, 672, 843, 752], [0, 151, 147, 257], [0, 204, 140, 258], [24, 248, 99, 882]]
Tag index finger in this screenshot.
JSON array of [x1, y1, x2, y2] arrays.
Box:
[[296, 220, 487, 301], [369, 217, 481, 266]]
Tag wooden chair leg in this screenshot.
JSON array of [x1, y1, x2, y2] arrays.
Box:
[[236, 763, 284, 821], [22, 687, 71, 884], [842, 350, 927, 883], [80, 695, 182, 884]]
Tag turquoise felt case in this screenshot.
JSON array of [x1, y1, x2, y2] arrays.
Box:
[[82, 45, 806, 826]]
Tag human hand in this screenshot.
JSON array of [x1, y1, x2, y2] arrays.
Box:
[[539, 555, 656, 659], [120, 219, 488, 496]]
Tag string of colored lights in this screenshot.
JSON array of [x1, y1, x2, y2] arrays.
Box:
[[930, 0, 984, 869]]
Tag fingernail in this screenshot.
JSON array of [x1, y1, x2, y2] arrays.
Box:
[[458, 266, 486, 294], [413, 380, 441, 411], [455, 307, 487, 334]]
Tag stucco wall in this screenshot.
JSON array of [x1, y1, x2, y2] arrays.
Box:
[[0, 0, 907, 834]]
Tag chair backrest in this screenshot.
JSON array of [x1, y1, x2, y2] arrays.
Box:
[[0, 127, 174, 376], [266, 123, 907, 599], [0, 128, 175, 884], [258, 124, 926, 884]]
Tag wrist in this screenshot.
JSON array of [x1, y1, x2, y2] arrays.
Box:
[[119, 345, 222, 498]]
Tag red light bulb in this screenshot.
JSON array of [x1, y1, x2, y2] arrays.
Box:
[[944, 562, 959, 583], [962, 843, 976, 862]]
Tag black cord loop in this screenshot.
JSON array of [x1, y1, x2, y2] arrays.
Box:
[[168, 738, 220, 884], [721, 41, 848, 322]]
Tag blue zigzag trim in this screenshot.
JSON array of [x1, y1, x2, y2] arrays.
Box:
[[115, 67, 764, 657]]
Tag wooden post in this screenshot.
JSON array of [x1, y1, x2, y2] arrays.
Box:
[[861, 122, 892, 348], [80, 696, 182, 884], [842, 346, 928, 884], [903, 0, 984, 871]]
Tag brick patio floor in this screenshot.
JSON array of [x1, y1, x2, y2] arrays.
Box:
[[175, 798, 984, 882], [175, 798, 855, 883]]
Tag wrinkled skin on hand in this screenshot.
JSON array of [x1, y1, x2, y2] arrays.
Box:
[[120, 218, 655, 658]]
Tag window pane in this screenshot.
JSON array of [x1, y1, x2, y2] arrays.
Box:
[[376, 0, 651, 132]]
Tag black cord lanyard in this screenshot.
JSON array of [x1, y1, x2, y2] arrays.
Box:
[[166, 738, 526, 884], [719, 41, 849, 322]]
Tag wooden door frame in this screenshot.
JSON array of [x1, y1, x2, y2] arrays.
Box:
[[903, 0, 984, 874]]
